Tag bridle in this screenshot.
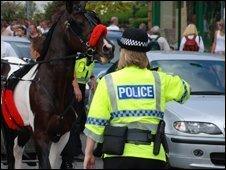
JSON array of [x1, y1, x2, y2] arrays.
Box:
[[64, 9, 99, 57]]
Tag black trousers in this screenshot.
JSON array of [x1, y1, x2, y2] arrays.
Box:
[[61, 83, 87, 162], [103, 157, 167, 169]]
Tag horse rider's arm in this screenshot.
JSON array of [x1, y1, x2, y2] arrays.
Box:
[[211, 31, 217, 53], [72, 72, 82, 102]]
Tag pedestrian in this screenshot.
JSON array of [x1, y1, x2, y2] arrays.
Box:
[[6, 35, 45, 89], [83, 28, 191, 169], [28, 24, 42, 39], [179, 24, 204, 52], [30, 36, 45, 61], [148, 26, 171, 51], [139, 23, 147, 32], [211, 19, 225, 55], [1, 21, 18, 59], [1, 21, 14, 36], [107, 16, 120, 31], [1, 20, 9, 35], [14, 25, 26, 37]]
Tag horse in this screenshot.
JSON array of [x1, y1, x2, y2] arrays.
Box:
[[1, 1, 114, 169]]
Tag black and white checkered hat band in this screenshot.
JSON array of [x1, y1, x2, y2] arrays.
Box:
[[120, 38, 149, 47]]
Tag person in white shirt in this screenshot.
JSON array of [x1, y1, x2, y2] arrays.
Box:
[[179, 24, 204, 52], [148, 26, 171, 51], [211, 20, 225, 55], [107, 16, 120, 31], [1, 41, 18, 59]]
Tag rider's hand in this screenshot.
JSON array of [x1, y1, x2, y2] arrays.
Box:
[[83, 153, 95, 169], [74, 86, 82, 102]]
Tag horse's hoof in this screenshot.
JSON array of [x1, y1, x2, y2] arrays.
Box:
[[25, 162, 37, 166], [60, 161, 73, 169]]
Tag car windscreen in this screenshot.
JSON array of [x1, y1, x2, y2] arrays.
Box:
[[150, 60, 225, 95], [4, 41, 31, 59]]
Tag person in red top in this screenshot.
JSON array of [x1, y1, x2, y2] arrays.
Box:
[[179, 24, 204, 52]]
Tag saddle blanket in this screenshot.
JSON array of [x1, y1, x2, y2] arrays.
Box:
[[1, 64, 38, 130]]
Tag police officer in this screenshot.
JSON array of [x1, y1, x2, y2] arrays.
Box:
[[83, 28, 190, 169], [61, 56, 95, 169]]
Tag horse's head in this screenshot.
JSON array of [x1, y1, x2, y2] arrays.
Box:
[[64, 1, 114, 64]]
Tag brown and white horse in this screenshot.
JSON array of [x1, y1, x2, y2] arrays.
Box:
[[1, 1, 114, 169]]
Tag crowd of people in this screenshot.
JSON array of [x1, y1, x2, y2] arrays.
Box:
[[1, 16, 225, 56], [1, 12, 225, 169], [1, 19, 51, 39]]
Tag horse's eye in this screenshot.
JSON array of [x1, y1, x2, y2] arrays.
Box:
[[102, 45, 110, 53]]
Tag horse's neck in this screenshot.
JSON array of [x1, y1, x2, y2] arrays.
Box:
[[37, 21, 75, 108]]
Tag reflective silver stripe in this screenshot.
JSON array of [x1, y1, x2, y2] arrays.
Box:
[[111, 122, 158, 134], [83, 127, 103, 143], [105, 74, 118, 112], [152, 71, 161, 111]]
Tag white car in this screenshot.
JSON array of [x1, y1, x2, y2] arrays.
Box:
[[98, 51, 225, 169]]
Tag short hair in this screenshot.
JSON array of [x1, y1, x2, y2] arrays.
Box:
[[150, 26, 160, 35], [117, 48, 148, 70], [110, 16, 118, 24]]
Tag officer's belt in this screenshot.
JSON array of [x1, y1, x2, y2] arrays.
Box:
[[126, 129, 156, 145]]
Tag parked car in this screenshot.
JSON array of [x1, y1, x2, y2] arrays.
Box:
[[95, 51, 225, 169], [1, 36, 31, 61]]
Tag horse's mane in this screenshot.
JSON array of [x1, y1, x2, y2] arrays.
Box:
[[37, 9, 65, 61]]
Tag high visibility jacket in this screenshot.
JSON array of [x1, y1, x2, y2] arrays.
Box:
[[75, 58, 94, 84], [84, 65, 190, 161]]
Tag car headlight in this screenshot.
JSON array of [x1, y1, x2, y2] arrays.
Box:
[[173, 121, 222, 135]]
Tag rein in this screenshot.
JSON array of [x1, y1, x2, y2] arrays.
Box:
[[1, 50, 95, 66]]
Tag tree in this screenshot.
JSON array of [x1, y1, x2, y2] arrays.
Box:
[[43, 1, 65, 21], [147, 1, 152, 30], [1, 1, 26, 22], [86, 1, 134, 24]]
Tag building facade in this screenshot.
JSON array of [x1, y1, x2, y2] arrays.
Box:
[[152, 1, 225, 51]]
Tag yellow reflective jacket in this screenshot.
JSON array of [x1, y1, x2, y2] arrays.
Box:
[[84, 65, 190, 161], [74, 58, 94, 84]]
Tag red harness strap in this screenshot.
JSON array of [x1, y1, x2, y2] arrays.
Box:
[[1, 89, 24, 130], [88, 24, 107, 48]]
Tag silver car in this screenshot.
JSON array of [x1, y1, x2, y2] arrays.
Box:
[[1, 35, 31, 61], [98, 51, 225, 169], [147, 51, 225, 169]]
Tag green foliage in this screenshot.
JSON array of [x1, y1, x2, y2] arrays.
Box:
[[135, 4, 148, 18], [43, 1, 65, 21], [86, 1, 133, 25], [33, 12, 45, 23], [130, 18, 148, 28], [1, 2, 26, 22]]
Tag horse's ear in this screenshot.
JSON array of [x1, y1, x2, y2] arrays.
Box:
[[66, 1, 87, 14], [66, 0, 73, 14], [79, 1, 87, 9]]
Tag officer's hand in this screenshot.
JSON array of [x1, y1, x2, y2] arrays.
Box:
[[83, 153, 95, 169], [74, 86, 82, 102]]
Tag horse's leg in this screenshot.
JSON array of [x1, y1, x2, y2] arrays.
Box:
[[49, 132, 70, 169], [34, 131, 51, 169], [1, 122, 17, 169], [13, 128, 32, 169]]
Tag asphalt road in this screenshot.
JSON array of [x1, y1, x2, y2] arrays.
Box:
[[1, 134, 103, 169]]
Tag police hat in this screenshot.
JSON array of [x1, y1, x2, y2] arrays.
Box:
[[117, 28, 151, 52]]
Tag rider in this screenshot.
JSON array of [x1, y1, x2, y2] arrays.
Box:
[[6, 35, 45, 90]]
